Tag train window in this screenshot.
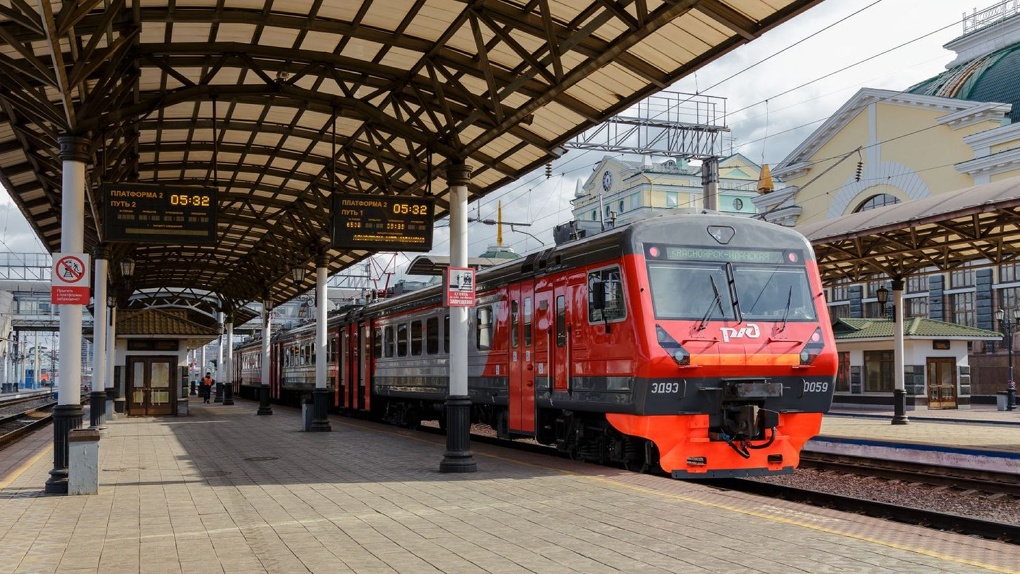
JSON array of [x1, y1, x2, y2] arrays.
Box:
[[384, 326, 395, 358], [588, 267, 626, 323], [510, 301, 519, 348], [556, 295, 566, 347], [524, 297, 533, 346], [397, 324, 408, 356], [373, 328, 382, 358], [426, 317, 439, 354], [444, 315, 450, 353], [477, 306, 493, 350], [411, 320, 423, 355]]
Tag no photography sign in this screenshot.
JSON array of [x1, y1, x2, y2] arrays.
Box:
[[51, 253, 91, 305]]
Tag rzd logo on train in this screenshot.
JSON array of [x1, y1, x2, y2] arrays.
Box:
[[720, 323, 760, 343]]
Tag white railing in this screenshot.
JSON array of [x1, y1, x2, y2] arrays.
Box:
[[964, 0, 1020, 35]]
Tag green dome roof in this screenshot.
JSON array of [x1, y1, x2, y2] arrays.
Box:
[[908, 44, 1020, 123]]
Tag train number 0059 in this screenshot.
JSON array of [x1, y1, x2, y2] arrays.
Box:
[[650, 381, 681, 394], [803, 381, 829, 393]]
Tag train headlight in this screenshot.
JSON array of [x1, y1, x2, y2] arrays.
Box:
[[657, 325, 691, 366], [800, 327, 825, 365], [672, 348, 690, 366]]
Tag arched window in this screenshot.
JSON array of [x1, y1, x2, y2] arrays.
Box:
[[853, 194, 900, 212]]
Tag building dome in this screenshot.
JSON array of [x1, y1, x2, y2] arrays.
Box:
[[908, 43, 1020, 124]]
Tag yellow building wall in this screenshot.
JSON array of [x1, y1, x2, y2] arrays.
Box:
[[787, 101, 1002, 226]]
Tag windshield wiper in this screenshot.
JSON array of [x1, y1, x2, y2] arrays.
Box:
[[778, 285, 793, 332], [726, 262, 742, 323], [697, 275, 723, 331]]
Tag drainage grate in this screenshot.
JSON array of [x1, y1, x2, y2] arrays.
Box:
[[243, 456, 279, 462]]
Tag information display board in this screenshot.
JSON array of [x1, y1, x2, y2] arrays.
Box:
[[332, 193, 435, 251], [102, 183, 217, 244]]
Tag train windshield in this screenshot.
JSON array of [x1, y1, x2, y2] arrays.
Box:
[[648, 262, 817, 322]]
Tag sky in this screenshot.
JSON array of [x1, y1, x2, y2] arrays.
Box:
[[0, 0, 993, 287], [413, 0, 981, 280]]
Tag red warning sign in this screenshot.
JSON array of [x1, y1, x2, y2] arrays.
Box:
[[51, 253, 91, 305]]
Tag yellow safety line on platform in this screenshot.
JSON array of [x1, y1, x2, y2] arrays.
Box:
[[0, 444, 52, 490]]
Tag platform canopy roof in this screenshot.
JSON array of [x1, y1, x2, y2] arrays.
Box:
[[797, 175, 1020, 285], [0, 0, 823, 327]]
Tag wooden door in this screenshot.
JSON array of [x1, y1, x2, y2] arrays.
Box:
[[927, 358, 958, 409], [127, 356, 175, 416]]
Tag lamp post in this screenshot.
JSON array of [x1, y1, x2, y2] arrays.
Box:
[[996, 308, 1020, 410]]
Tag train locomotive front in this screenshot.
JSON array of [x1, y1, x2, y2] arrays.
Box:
[[578, 214, 837, 478]]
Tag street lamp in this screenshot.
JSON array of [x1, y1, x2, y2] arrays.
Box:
[[876, 285, 889, 316], [996, 308, 1020, 410], [291, 265, 306, 285], [120, 257, 135, 278]]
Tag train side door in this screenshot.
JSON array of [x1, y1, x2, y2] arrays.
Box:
[[534, 285, 553, 411], [509, 281, 536, 433], [344, 324, 358, 410], [360, 322, 372, 411], [552, 283, 570, 393]]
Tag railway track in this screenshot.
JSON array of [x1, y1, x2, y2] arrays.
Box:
[[0, 398, 57, 450], [799, 451, 1020, 497]]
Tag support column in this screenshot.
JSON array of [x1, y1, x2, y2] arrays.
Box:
[[223, 317, 234, 405], [47, 135, 88, 495], [90, 245, 108, 428], [107, 305, 119, 416], [311, 254, 331, 431], [891, 279, 909, 425], [215, 312, 224, 402], [258, 299, 273, 415], [440, 160, 477, 473]]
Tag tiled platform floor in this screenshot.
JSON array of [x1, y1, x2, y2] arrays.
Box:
[[0, 400, 1017, 573]]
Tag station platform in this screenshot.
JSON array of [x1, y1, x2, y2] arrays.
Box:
[[0, 401, 1018, 573], [814, 405, 1020, 474]]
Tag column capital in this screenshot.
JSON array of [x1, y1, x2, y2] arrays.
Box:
[[891, 279, 905, 292], [58, 136, 90, 163], [315, 253, 328, 268], [445, 160, 472, 187], [92, 243, 107, 260]]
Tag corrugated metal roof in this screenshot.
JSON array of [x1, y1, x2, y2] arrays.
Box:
[[0, 0, 823, 332]]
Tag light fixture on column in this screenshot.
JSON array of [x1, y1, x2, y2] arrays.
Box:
[[291, 265, 306, 285], [120, 257, 135, 278], [875, 285, 889, 314]]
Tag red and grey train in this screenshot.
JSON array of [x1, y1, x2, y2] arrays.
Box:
[[234, 213, 837, 478]]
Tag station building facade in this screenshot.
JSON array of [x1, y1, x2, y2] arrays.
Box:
[[756, 1, 1020, 406]]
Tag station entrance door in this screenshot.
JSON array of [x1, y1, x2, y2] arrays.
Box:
[[127, 356, 176, 416], [926, 357, 958, 409]]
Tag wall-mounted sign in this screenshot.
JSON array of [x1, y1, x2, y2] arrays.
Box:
[[51, 252, 91, 305], [332, 194, 434, 251], [932, 340, 951, 350], [103, 183, 217, 245], [444, 267, 476, 307]]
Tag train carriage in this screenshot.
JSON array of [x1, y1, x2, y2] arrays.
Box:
[[233, 212, 836, 479]]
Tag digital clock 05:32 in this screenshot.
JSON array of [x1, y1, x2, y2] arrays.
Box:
[[169, 193, 212, 207]]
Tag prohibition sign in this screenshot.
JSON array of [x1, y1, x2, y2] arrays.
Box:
[[56, 255, 86, 284], [51, 252, 91, 305]]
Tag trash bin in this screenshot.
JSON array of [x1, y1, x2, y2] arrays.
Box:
[[69, 428, 101, 495], [997, 391, 1008, 411]]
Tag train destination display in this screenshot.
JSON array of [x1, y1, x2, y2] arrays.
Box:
[[103, 183, 217, 245], [332, 194, 435, 251]]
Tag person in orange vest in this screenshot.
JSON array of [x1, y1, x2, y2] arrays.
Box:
[[201, 372, 214, 403]]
